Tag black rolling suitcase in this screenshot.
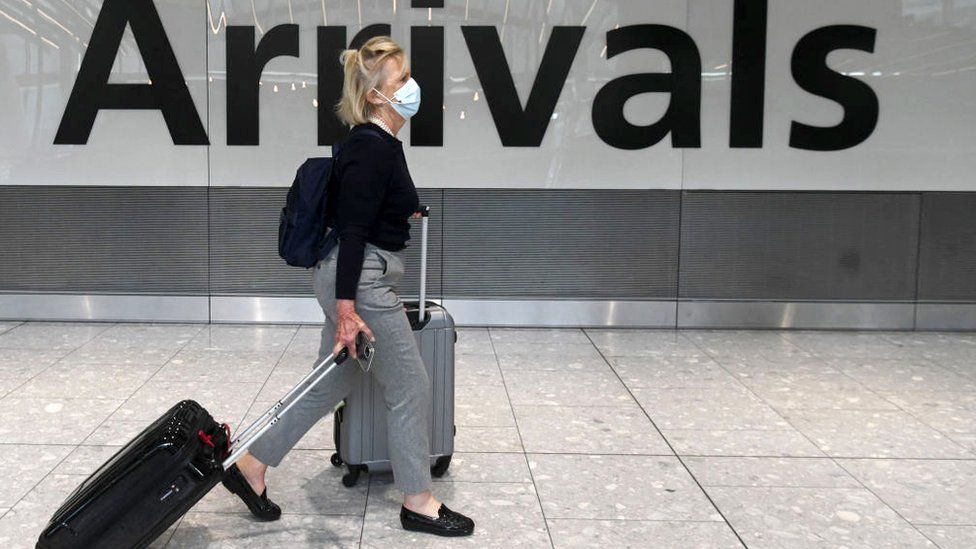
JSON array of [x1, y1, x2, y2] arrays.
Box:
[[36, 343, 364, 549]]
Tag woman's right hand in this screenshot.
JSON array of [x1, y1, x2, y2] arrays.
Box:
[[333, 299, 375, 359]]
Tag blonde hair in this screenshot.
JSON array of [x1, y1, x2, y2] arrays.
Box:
[[335, 36, 408, 126]]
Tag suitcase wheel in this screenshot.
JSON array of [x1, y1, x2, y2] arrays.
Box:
[[431, 455, 452, 478], [342, 464, 367, 487], [330, 453, 344, 467]]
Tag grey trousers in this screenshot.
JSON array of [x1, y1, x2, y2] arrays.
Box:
[[248, 243, 433, 495]]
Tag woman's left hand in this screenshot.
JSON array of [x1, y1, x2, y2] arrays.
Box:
[[410, 211, 422, 219]]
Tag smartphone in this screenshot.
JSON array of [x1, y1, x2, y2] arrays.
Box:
[[355, 331, 375, 373]]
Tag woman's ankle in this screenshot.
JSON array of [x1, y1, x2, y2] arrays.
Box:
[[236, 453, 268, 490], [403, 491, 441, 517]]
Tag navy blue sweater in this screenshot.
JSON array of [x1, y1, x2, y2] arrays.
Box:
[[326, 122, 420, 300]]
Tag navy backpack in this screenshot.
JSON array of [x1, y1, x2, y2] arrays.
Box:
[[277, 128, 381, 268]]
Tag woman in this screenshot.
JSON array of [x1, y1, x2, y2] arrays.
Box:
[[221, 36, 475, 538]]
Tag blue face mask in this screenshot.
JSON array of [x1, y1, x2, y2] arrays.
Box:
[[373, 77, 421, 120]]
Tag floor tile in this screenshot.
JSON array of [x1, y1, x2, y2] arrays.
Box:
[[715, 355, 840, 377], [455, 328, 494, 355], [490, 327, 590, 345], [0, 322, 110, 350], [681, 330, 811, 362], [732, 367, 865, 393], [92, 322, 204, 344], [455, 385, 515, 426], [0, 366, 45, 397], [491, 341, 604, 361], [513, 403, 672, 455], [1, 322, 971, 548], [631, 385, 790, 431], [503, 369, 633, 407], [708, 485, 936, 548], [83, 419, 161, 446], [57, 345, 175, 367], [454, 426, 523, 453], [529, 454, 722, 521], [828, 358, 976, 393], [0, 473, 89, 549], [781, 331, 917, 360], [455, 353, 505, 386], [251, 369, 314, 403], [683, 456, 859, 488], [947, 433, 976, 455], [110, 381, 262, 426], [53, 445, 121, 476], [275, 347, 323, 373], [288, 325, 327, 350], [837, 458, 976, 525], [782, 408, 973, 458], [915, 525, 976, 549], [495, 351, 609, 373], [584, 329, 705, 357], [0, 348, 70, 370], [153, 349, 282, 383], [367, 452, 532, 484], [663, 428, 825, 457], [608, 355, 740, 389], [168, 512, 362, 548], [547, 518, 742, 549], [182, 325, 298, 353], [0, 445, 74, 507], [197, 449, 366, 515], [361, 481, 549, 548], [878, 332, 976, 374], [13, 363, 151, 400], [877, 389, 976, 434], [0, 397, 122, 444], [753, 387, 898, 411]]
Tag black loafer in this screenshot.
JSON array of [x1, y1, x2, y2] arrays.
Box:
[[221, 464, 282, 521], [400, 503, 474, 537]]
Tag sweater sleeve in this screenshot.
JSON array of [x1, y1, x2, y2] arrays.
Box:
[[334, 135, 394, 300]]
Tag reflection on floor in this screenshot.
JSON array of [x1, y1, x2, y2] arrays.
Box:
[[0, 321, 974, 548]]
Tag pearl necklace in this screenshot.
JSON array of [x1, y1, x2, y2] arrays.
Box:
[[367, 115, 395, 137]]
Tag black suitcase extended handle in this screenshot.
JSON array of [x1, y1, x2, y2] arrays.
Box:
[[222, 333, 368, 469]]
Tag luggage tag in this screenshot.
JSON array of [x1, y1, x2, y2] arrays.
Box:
[[354, 331, 375, 373]]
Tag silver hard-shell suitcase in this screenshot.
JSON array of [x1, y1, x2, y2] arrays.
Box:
[[330, 206, 456, 486]]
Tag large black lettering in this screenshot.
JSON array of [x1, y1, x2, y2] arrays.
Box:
[[790, 25, 878, 151], [54, 0, 207, 145], [730, 0, 768, 148], [317, 24, 391, 146], [410, 26, 445, 146], [461, 26, 584, 147], [592, 25, 701, 150], [226, 24, 300, 146]]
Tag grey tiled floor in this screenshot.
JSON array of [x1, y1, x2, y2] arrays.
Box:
[[0, 321, 974, 548]]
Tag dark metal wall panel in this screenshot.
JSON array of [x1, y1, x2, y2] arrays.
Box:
[[917, 192, 976, 301], [0, 186, 208, 294], [208, 187, 443, 297], [679, 192, 921, 301], [441, 189, 680, 299]]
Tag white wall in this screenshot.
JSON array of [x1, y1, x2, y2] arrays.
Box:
[[0, 0, 974, 190]]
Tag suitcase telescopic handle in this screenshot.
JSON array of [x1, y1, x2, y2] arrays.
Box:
[[416, 205, 429, 321], [222, 337, 361, 469]]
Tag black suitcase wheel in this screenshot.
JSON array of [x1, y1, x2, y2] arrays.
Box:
[[330, 453, 343, 467], [430, 455, 452, 478], [342, 464, 366, 487]]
